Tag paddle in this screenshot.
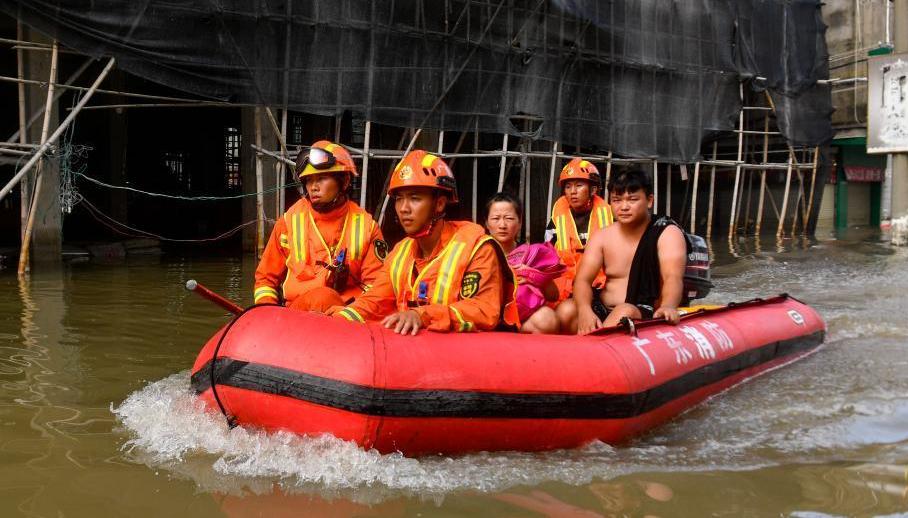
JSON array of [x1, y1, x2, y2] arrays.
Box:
[[185, 279, 244, 315]]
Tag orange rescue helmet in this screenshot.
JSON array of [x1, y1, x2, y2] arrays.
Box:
[[559, 158, 600, 187], [388, 150, 458, 203], [297, 140, 358, 179]]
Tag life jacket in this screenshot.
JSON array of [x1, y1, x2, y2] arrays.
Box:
[[278, 199, 375, 303], [385, 221, 520, 330], [550, 195, 613, 299]]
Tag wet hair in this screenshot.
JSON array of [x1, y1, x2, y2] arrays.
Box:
[[607, 167, 653, 197], [485, 192, 523, 221]]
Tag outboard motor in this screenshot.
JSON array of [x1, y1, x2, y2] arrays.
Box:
[[682, 233, 712, 304]]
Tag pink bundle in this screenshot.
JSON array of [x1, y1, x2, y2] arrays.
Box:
[[507, 243, 566, 321]]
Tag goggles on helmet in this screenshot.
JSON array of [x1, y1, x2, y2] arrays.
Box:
[[306, 147, 337, 170]]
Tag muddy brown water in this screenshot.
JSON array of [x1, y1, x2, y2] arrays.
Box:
[[1, 231, 907, 517]]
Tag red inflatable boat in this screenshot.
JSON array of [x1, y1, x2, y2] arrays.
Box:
[[190, 294, 825, 456]]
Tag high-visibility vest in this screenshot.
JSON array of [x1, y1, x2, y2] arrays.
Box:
[[385, 221, 520, 329], [550, 195, 613, 297], [265, 199, 374, 304]]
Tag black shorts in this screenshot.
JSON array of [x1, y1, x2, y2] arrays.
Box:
[[590, 288, 654, 321]]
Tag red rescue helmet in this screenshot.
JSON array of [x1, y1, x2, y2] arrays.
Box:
[[559, 158, 600, 187], [388, 150, 458, 203]]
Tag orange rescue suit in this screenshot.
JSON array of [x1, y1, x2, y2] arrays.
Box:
[[329, 221, 520, 332], [253, 198, 384, 309], [550, 194, 613, 300]]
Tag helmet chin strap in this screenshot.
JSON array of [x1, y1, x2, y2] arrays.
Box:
[[408, 212, 445, 239], [311, 192, 347, 213]]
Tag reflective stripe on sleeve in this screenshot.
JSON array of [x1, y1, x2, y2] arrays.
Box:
[[254, 286, 279, 303], [337, 307, 365, 323], [450, 305, 474, 332]]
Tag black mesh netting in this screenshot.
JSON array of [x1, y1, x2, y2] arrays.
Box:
[[0, 0, 833, 162]]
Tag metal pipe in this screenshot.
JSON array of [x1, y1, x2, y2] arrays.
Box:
[[0, 58, 115, 204], [497, 133, 508, 191]]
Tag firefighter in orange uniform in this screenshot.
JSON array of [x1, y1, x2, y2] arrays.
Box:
[[327, 150, 520, 334], [545, 158, 614, 301], [253, 140, 386, 312]]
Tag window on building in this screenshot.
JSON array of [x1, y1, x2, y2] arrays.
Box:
[[291, 115, 304, 145], [225, 127, 242, 189], [163, 151, 188, 190]]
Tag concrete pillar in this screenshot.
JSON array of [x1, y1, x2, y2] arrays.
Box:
[[241, 107, 278, 253], [891, 0, 908, 221], [22, 28, 61, 263]]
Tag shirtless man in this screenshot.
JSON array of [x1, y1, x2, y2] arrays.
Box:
[[556, 167, 687, 335]]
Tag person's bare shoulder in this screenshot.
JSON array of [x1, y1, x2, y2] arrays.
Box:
[[657, 225, 687, 258]]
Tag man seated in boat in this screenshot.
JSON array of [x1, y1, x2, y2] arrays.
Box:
[[556, 167, 687, 334], [327, 150, 520, 335], [544, 158, 614, 301], [253, 140, 386, 312]]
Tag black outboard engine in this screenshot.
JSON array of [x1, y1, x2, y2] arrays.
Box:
[[682, 233, 712, 304]]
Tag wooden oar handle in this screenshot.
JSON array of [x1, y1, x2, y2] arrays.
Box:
[[185, 279, 244, 315]]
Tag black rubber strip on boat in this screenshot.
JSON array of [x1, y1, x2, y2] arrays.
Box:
[[190, 330, 824, 419]]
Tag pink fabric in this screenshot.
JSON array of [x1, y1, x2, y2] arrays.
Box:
[[507, 243, 566, 321]]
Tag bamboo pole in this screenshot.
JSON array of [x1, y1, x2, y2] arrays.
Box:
[[16, 23, 27, 241], [18, 41, 58, 275], [666, 164, 672, 218], [472, 121, 479, 222], [8, 57, 92, 144], [690, 161, 700, 233], [706, 142, 718, 240], [803, 146, 820, 235], [653, 161, 659, 214], [0, 58, 116, 203], [437, 130, 445, 154], [497, 133, 509, 191], [605, 151, 613, 188], [360, 120, 372, 207], [776, 153, 794, 238], [755, 113, 770, 235], [279, 108, 288, 213], [377, 128, 421, 227], [263, 107, 289, 219], [546, 141, 559, 218], [254, 107, 265, 258], [728, 84, 745, 239], [791, 150, 809, 236]]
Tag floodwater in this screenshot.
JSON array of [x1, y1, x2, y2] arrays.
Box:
[[1, 231, 907, 517]]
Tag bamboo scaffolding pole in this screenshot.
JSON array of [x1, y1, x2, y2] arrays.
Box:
[[0, 58, 116, 204], [254, 107, 265, 258], [803, 146, 820, 235], [279, 108, 288, 212], [776, 153, 794, 238], [690, 161, 700, 233], [546, 141, 559, 219], [377, 128, 421, 227], [0, 75, 233, 106], [472, 121, 479, 222], [604, 151, 613, 192], [653, 161, 659, 214], [791, 148, 809, 236], [755, 113, 770, 235], [497, 133, 509, 191], [8, 57, 93, 144], [437, 130, 445, 154], [19, 41, 58, 275], [666, 164, 672, 218], [360, 120, 372, 207], [706, 142, 718, 240], [263, 107, 288, 220], [0, 148, 32, 156], [16, 23, 27, 242], [728, 84, 745, 240]]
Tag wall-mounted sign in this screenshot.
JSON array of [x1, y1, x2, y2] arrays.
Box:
[[844, 166, 883, 182], [868, 53, 908, 154]]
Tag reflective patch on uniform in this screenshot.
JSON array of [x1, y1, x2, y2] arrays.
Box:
[[374, 239, 389, 262], [460, 271, 481, 298]]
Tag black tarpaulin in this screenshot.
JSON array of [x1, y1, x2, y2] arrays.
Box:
[[0, 0, 834, 162]]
